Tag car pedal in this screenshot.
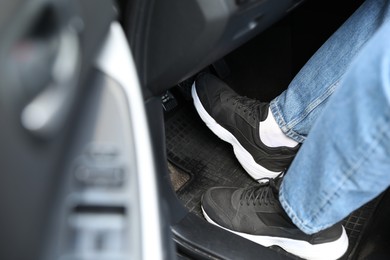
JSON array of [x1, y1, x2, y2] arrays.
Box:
[[177, 76, 195, 100], [212, 58, 230, 79], [161, 90, 178, 112]]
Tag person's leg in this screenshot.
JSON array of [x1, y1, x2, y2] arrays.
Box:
[[280, 17, 390, 235], [200, 5, 390, 259], [200, 20, 390, 258], [271, 0, 390, 143], [192, 0, 390, 180]]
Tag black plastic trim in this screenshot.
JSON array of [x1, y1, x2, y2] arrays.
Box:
[[125, 0, 304, 98], [144, 96, 188, 224], [173, 213, 294, 260]]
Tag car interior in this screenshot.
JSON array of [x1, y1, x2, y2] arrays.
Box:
[[1, 0, 390, 259]]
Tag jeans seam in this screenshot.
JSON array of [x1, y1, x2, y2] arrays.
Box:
[[270, 100, 306, 143], [270, 77, 342, 144], [279, 184, 318, 234], [313, 121, 386, 217], [280, 116, 386, 233], [287, 78, 341, 130]]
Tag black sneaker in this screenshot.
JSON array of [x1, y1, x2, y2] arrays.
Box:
[[201, 179, 349, 260], [192, 73, 299, 180]]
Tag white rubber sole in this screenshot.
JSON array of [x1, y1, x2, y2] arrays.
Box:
[[191, 82, 281, 180], [202, 207, 349, 260]]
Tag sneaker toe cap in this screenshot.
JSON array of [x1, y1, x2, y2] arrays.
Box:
[[195, 73, 235, 112], [201, 187, 239, 229]]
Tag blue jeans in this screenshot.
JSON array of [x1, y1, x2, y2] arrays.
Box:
[[272, 0, 390, 234]]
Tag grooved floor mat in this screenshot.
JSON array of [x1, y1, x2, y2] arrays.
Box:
[[341, 197, 381, 259], [165, 105, 256, 216], [165, 104, 379, 259]]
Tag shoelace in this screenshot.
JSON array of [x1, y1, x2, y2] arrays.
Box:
[[239, 179, 277, 206], [239, 173, 284, 207], [227, 96, 260, 120]]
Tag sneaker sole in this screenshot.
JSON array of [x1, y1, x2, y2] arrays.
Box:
[[192, 82, 281, 180], [202, 206, 349, 260]]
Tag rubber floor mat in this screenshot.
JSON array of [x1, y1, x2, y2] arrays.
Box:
[[341, 197, 381, 260], [165, 104, 257, 216], [165, 104, 379, 259]]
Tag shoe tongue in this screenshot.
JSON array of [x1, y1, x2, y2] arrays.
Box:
[[274, 177, 283, 190], [259, 102, 270, 121], [238, 98, 268, 121], [265, 176, 284, 199], [268, 178, 280, 197]]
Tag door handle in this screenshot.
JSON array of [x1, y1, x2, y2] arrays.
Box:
[[21, 25, 80, 138]]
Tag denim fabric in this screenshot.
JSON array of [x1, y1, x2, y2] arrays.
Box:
[[270, 0, 390, 143], [278, 3, 390, 234]]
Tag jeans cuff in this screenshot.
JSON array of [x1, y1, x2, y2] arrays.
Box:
[[270, 98, 306, 143], [279, 182, 320, 235]]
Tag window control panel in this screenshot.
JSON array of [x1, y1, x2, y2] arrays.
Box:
[[54, 73, 143, 260], [73, 143, 126, 188], [74, 165, 125, 187]]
